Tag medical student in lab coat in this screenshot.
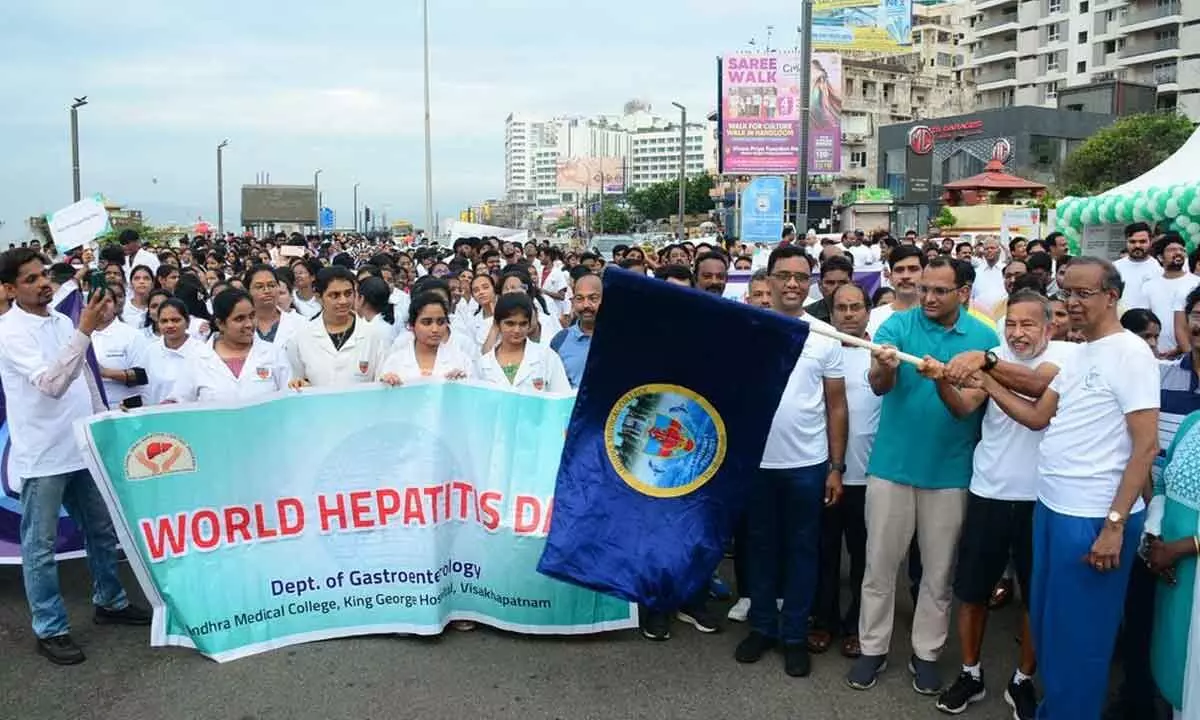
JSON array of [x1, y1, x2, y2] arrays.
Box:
[[167, 288, 291, 403], [286, 266, 387, 389], [244, 264, 304, 349], [476, 292, 571, 393], [380, 291, 476, 384], [357, 276, 401, 345], [139, 298, 214, 405], [90, 285, 149, 409]]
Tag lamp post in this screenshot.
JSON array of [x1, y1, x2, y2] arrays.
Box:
[[422, 0, 435, 238], [671, 102, 687, 243], [353, 182, 361, 234], [70, 96, 88, 202], [216, 139, 229, 236], [313, 169, 323, 236]]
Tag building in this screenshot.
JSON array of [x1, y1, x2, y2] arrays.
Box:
[[876, 105, 1115, 230], [965, 0, 1199, 121], [504, 113, 556, 206]]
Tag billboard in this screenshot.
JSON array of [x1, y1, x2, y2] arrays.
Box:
[[556, 157, 625, 195], [740, 177, 786, 243], [241, 185, 318, 225], [812, 0, 913, 53], [719, 52, 842, 175]]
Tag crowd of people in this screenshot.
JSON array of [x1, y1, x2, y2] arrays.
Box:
[[0, 222, 1196, 720]]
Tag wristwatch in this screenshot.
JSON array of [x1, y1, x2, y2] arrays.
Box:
[[1107, 510, 1126, 526], [981, 350, 999, 372], [830, 462, 847, 473]]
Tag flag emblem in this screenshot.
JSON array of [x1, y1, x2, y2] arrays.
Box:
[[604, 383, 726, 498]]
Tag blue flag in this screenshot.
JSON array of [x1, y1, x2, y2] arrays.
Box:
[[537, 268, 809, 611]]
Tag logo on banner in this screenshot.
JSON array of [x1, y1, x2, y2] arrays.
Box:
[[908, 126, 934, 155], [992, 138, 1013, 163], [755, 194, 771, 213], [604, 384, 727, 498], [125, 434, 196, 480]]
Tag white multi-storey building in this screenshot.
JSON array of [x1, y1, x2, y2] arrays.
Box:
[[966, 0, 1199, 120], [504, 113, 556, 205]]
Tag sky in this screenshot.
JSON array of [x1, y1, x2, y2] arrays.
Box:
[[0, 0, 807, 243]]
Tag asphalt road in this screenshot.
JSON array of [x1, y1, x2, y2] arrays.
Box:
[[0, 559, 1025, 720]]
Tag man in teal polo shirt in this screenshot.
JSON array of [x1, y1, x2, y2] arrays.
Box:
[[846, 256, 998, 695]]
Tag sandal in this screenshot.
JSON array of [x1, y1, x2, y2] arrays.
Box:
[[806, 629, 833, 654], [840, 634, 862, 659]]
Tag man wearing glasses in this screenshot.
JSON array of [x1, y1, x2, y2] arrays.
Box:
[[969, 257, 1158, 719], [848, 256, 999, 695]]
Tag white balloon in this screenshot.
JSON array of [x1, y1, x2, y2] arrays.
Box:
[[1166, 199, 1181, 218]]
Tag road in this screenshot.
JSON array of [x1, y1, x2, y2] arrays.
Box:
[[0, 559, 1024, 720]]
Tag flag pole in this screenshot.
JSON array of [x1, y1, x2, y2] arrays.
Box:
[[802, 322, 925, 367]]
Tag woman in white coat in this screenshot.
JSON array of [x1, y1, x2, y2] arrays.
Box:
[[380, 292, 476, 384], [90, 285, 149, 409], [167, 288, 291, 403], [286, 266, 387, 388], [244, 264, 304, 349], [476, 293, 571, 393], [139, 298, 214, 405]]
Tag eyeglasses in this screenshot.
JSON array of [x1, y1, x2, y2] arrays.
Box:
[[834, 303, 866, 313], [917, 284, 961, 298], [770, 271, 810, 284], [1059, 287, 1107, 300]]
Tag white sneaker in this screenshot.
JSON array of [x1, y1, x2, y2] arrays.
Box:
[[727, 597, 751, 622]]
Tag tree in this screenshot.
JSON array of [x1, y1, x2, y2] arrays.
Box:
[[1060, 112, 1194, 196], [552, 212, 576, 231], [626, 174, 716, 221], [591, 204, 632, 234], [934, 206, 958, 229]]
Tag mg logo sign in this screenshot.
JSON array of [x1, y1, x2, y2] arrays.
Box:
[[992, 138, 1013, 163], [908, 126, 934, 155]]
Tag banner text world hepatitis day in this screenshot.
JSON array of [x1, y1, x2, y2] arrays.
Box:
[[138, 482, 554, 562]]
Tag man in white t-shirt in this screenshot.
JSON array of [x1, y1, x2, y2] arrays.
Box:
[[1141, 232, 1198, 357], [810, 283, 879, 659], [970, 237, 1006, 312], [867, 245, 924, 336], [1113, 222, 1161, 310], [734, 246, 847, 679], [965, 257, 1158, 720], [928, 290, 1076, 719]]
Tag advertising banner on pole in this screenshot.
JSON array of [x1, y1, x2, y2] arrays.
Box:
[[76, 383, 637, 662], [812, 0, 913, 53], [739, 176, 786, 243], [719, 52, 842, 175]]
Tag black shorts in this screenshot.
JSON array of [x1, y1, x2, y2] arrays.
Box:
[[953, 493, 1034, 607]]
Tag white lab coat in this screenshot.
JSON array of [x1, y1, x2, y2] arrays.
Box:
[[91, 320, 149, 409], [168, 337, 292, 403], [476, 340, 571, 393], [380, 339, 477, 382], [287, 317, 387, 387], [258, 309, 306, 351], [139, 336, 213, 405]]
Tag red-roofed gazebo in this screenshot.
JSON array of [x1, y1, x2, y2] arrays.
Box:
[[942, 159, 1046, 206]]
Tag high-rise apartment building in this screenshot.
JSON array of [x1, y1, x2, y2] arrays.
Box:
[[966, 0, 1199, 120]]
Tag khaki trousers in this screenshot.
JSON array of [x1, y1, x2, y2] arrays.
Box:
[[858, 475, 967, 661]]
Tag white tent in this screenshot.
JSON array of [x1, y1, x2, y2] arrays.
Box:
[[1100, 125, 1200, 197]]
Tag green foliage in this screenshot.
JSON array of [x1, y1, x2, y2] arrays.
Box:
[[591, 204, 632, 234], [1060, 112, 1194, 196], [552, 212, 576, 231], [626, 174, 715, 220], [934, 206, 957, 228]]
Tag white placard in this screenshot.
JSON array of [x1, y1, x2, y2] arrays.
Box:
[[46, 196, 110, 252]]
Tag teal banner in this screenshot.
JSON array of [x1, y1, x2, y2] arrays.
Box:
[[76, 383, 637, 662]]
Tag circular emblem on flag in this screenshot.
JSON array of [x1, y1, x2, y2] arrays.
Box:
[[908, 125, 934, 155], [992, 138, 1012, 163], [124, 433, 197, 480], [604, 384, 727, 498]]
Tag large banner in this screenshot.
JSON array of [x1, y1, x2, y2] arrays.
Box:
[[812, 0, 913, 53], [76, 383, 637, 662], [719, 52, 842, 175], [556, 157, 625, 195]]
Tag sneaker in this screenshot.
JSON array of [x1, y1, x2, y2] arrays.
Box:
[[709, 574, 733, 601], [676, 604, 721, 634], [1004, 676, 1038, 720], [640, 611, 671, 641], [450, 620, 477, 632], [94, 603, 152, 626], [909, 655, 943, 696], [784, 643, 812, 677], [936, 670, 987, 714], [36, 634, 86, 665], [727, 597, 751, 622], [734, 631, 776, 663], [846, 654, 888, 690]]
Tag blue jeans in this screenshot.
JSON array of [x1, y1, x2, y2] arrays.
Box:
[[746, 464, 826, 643], [20, 468, 128, 638], [1030, 502, 1143, 720]]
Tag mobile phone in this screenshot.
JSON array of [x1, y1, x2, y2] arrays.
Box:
[[120, 395, 143, 410], [128, 367, 149, 387], [88, 269, 107, 301]]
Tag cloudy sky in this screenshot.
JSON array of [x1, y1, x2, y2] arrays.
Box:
[[0, 0, 804, 242]]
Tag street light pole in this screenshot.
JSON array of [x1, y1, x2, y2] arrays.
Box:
[[70, 96, 88, 202], [795, 0, 815, 234], [671, 102, 687, 243], [353, 182, 360, 233], [422, 0, 435, 239], [217, 140, 229, 236], [594, 173, 608, 235], [313, 169, 323, 236]]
